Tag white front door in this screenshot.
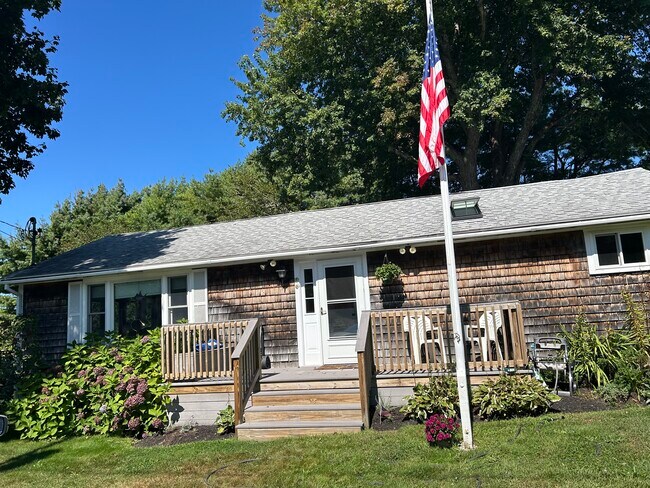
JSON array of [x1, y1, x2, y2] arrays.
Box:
[[296, 255, 370, 366]]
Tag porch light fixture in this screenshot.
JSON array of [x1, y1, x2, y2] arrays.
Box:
[[450, 197, 481, 220], [269, 259, 277, 267], [400, 245, 417, 255], [276, 268, 287, 280]]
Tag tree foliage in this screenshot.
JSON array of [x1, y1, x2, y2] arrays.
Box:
[[0, 0, 67, 196], [0, 162, 287, 280], [225, 0, 649, 207]]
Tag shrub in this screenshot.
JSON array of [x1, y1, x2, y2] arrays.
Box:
[[8, 329, 169, 440], [597, 381, 630, 404], [401, 376, 458, 421], [215, 405, 235, 435], [562, 292, 650, 395], [473, 375, 560, 420], [561, 313, 626, 387], [424, 414, 459, 447], [0, 315, 41, 409]]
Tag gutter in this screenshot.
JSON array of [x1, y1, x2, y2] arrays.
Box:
[[4, 285, 19, 295], [3, 212, 650, 286]]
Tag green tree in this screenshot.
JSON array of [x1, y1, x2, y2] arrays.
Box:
[[225, 0, 648, 206], [0, 163, 287, 279], [0, 0, 67, 196], [188, 162, 290, 223]]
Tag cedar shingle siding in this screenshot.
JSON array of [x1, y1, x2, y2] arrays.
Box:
[[369, 231, 650, 342], [207, 262, 297, 366], [23, 282, 68, 363]]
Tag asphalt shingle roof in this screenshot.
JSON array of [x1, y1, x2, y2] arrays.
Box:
[[5, 168, 650, 283]]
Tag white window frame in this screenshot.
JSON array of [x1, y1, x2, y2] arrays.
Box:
[[166, 275, 190, 325], [72, 268, 209, 342], [584, 224, 650, 275], [87, 283, 108, 335]]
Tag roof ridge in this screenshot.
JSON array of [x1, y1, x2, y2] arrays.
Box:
[[109, 168, 649, 238]]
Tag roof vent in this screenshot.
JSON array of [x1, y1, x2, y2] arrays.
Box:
[[450, 197, 481, 220]]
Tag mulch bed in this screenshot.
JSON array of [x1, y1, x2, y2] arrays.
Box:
[[550, 389, 614, 413], [136, 390, 636, 443], [135, 425, 234, 448], [371, 389, 633, 431]]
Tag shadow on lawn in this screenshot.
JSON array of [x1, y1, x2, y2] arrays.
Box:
[[0, 439, 63, 472]]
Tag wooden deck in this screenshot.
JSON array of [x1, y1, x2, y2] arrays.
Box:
[[164, 300, 530, 438]]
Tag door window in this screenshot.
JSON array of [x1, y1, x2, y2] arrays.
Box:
[[324, 265, 358, 338]]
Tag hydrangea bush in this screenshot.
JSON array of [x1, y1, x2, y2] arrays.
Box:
[[8, 329, 169, 440], [424, 414, 459, 447]]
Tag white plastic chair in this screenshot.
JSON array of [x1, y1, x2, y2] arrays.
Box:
[[402, 315, 447, 367], [466, 310, 503, 361]]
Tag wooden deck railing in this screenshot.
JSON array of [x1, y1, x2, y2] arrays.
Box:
[[356, 311, 374, 427], [232, 318, 263, 426], [367, 301, 527, 374], [160, 320, 248, 381]]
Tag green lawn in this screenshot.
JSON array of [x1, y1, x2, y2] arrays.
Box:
[[0, 408, 649, 488]]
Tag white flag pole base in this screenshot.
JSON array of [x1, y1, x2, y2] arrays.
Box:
[[439, 163, 474, 450]]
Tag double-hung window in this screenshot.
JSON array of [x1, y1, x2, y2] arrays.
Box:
[[87, 284, 106, 335], [168, 276, 189, 324]]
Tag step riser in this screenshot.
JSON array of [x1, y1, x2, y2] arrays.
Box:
[[245, 409, 362, 423], [237, 426, 362, 441], [252, 393, 360, 406], [260, 380, 359, 391]]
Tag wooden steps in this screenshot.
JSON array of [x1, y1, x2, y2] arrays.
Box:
[[245, 404, 362, 422], [236, 371, 363, 441], [235, 420, 363, 440], [250, 388, 360, 406]]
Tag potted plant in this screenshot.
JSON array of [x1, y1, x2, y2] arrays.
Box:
[[375, 262, 402, 285]]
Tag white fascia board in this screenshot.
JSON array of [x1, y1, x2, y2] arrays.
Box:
[[4, 213, 650, 286]]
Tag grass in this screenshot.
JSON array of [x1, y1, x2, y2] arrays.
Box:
[[0, 408, 649, 487]]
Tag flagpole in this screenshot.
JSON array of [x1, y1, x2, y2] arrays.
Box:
[[425, 0, 474, 450]]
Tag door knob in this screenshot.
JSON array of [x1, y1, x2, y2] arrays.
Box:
[[320, 307, 327, 315]]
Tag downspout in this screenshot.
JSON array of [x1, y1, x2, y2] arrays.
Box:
[[4, 284, 22, 315]]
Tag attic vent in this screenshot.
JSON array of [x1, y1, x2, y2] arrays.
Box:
[[450, 197, 481, 220]]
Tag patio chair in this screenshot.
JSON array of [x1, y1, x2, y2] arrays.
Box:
[[466, 310, 504, 361], [402, 315, 447, 367]]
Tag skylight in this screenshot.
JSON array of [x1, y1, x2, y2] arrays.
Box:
[[450, 197, 481, 220]]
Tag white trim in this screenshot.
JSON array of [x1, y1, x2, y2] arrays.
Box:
[[105, 282, 114, 332], [16, 285, 23, 316], [584, 223, 650, 275], [6, 214, 650, 286], [67, 282, 83, 344]]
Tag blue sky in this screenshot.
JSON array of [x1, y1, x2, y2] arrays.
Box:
[[0, 1, 264, 236]]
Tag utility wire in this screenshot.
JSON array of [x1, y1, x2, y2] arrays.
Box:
[[0, 228, 15, 239], [0, 219, 23, 231]]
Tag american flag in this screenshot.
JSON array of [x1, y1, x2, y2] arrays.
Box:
[[418, 17, 450, 188]]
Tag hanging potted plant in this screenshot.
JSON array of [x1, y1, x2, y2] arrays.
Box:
[[375, 261, 402, 285]]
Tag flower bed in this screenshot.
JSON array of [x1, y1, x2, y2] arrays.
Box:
[[8, 330, 169, 440]]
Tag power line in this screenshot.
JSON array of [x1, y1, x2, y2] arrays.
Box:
[[0, 219, 23, 231], [0, 228, 15, 239]]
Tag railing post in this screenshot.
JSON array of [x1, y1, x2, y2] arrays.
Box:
[[356, 311, 373, 428], [233, 356, 243, 425]]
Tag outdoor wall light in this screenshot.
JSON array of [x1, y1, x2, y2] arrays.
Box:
[[276, 268, 287, 279], [399, 245, 417, 255], [260, 259, 279, 271]]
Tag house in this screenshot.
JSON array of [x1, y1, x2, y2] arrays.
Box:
[[3, 168, 650, 438]]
